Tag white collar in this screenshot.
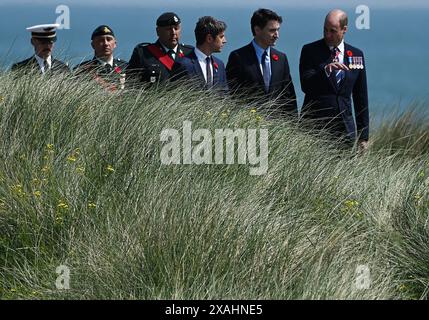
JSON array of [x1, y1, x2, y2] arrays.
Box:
[[96, 56, 114, 67], [329, 40, 345, 53], [160, 43, 178, 54], [35, 54, 52, 68], [194, 47, 211, 63]]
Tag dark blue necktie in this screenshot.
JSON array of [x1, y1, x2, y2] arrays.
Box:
[[332, 47, 344, 88], [261, 50, 270, 92], [206, 56, 213, 87]]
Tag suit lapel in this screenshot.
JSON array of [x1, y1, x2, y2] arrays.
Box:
[[269, 49, 282, 92], [338, 43, 351, 93], [321, 42, 339, 93], [189, 51, 205, 83], [30, 56, 43, 74], [212, 57, 220, 85], [246, 43, 265, 87]]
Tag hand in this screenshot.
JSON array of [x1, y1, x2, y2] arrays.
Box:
[[325, 62, 349, 75], [358, 140, 369, 153]]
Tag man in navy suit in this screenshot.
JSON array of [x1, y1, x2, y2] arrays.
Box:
[[299, 9, 369, 149], [226, 8, 297, 117], [171, 16, 228, 93]]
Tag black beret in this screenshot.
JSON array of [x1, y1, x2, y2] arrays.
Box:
[[91, 25, 115, 40], [156, 12, 181, 27]]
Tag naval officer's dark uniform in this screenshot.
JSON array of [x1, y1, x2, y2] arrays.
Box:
[[11, 23, 69, 75], [12, 57, 69, 74]]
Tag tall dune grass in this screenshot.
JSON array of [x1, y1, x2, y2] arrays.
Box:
[[0, 72, 428, 299]]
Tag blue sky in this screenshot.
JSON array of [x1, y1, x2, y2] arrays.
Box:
[[1, 0, 429, 8]]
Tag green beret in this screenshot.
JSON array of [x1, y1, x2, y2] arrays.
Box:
[[91, 25, 115, 40]]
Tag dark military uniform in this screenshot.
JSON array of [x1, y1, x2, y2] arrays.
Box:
[[73, 25, 128, 91], [126, 40, 193, 85], [74, 57, 128, 91], [11, 56, 69, 74], [126, 12, 193, 86]]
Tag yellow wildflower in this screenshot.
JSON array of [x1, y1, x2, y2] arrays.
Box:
[[344, 199, 359, 208], [10, 184, 26, 197], [33, 191, 42, 197], [76, 166, 85, 174], [250, 108, 257, 113], [57, 201, 69, 210], [67, 155, 77, 162], [256, 115, 262, 121], [106, 165, 115, 172], [88, 203, 97, 209], [399, 284, 407, 292]]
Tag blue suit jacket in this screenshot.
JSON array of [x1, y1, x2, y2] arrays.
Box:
[[171, 51, 228, 93], [299, 39, 369, 141], [226, 43, 297, 117]]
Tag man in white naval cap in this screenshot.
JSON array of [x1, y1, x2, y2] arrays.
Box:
[[11, 23, 69, 74]]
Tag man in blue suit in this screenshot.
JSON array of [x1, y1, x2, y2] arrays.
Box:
[[171, 16, 228, 93], [226, 8, 297, 117], [299, 9, 369, 149]]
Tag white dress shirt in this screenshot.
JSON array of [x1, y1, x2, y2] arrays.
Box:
[[160, 43, 178, 60], [96, 56, 114, 67], [325, 40, 345, 77], [35, 54, 52, 73], [252, 39, 271, 76]]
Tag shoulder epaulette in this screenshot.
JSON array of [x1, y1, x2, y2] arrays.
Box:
[[137, 42, 152, 48], [181, 44, 194, 49]]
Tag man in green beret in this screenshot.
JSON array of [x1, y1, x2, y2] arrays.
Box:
[[126, 12, 193, 86], [74, 25, 128, 91]]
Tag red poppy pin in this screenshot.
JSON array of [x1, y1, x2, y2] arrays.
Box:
[[114, 66, 122, 74], [272, 54, 279, 61], [179, 50, 185, 58], [213, 62, 219, 71], [346, 50, 353, 57]]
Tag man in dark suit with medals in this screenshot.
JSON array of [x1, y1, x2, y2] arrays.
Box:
[[126, 12, 193, 87], [299, 9, 369, 149], [74, 25, 128, 91], [171, 16, 228, 94], [226, 8, 297, 118], [11, 24, 69, 74]]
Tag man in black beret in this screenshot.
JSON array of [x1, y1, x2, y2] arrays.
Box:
[[11, 23, 69, 75], [126, 12, 193, 86], [74, 25, 128, 91]]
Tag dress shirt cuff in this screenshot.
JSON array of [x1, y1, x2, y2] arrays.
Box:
[[324, 64, 331, 78]]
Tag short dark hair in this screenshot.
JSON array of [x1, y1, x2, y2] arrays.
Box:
[[194, 16, 227, 46], [251, 8, 283, 36]]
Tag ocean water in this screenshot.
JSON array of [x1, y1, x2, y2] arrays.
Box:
[[0, 4, 428, 116]]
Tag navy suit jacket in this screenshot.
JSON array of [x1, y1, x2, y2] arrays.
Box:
[[171, 51, 228, 93], [226, 43, 297, 117], [299, 39, 369, 141]]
